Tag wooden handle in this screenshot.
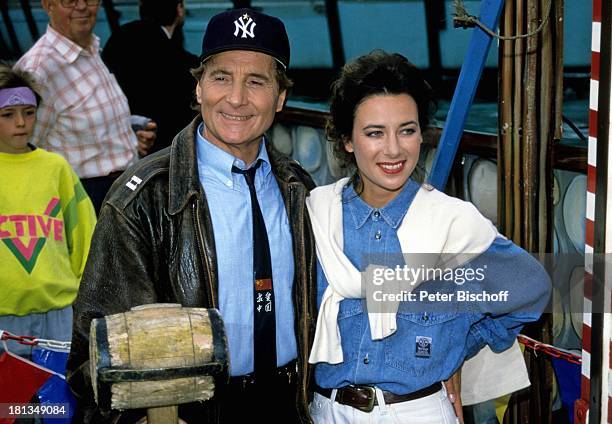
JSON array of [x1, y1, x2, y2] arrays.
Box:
[[147, 406, 178, 424]]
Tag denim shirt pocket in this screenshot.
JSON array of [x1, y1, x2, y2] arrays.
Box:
[[383, 309, 462, 377], [336, 298, 364, 361]]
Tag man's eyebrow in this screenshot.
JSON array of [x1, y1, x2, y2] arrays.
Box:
[[248, 72, 271, 81], [207, 69, 271, 82], [207, 69, 231, 76]]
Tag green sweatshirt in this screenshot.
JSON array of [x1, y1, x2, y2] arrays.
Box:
[[0, 148, 96, 316]]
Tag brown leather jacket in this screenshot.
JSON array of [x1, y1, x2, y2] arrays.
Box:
[[67, 116, 317, 423]]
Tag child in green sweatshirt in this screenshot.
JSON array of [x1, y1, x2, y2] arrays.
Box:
[[0, 64, 96, 357]]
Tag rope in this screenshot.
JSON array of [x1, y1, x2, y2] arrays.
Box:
[[453, 0, 553, 41], [518, 334, 581, 365], [1, 330, 71, 351]]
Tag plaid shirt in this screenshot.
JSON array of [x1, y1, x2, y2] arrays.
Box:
[[16, 26, 138, 178]]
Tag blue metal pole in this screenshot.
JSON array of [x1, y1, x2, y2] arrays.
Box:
[[428, 0, 506, 190]]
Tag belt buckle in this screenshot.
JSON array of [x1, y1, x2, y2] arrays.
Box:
[[352, 385, 376, 413]]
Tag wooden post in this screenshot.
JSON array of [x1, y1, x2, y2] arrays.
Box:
[[499, 0, 514, 240], [499, 0, 561, 421]]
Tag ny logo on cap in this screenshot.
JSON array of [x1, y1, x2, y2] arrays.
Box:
[[234, 13, 256, 38]]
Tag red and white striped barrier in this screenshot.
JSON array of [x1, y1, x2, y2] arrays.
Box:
[[578, 0, 611, 422]]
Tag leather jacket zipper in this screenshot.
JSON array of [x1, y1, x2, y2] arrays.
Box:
[[193, 200, 216, 309]]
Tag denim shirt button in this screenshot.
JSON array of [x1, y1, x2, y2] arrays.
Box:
[[363, 356, 370, 364], [373, 210, 380, 220], [375, 230, 382, 240], [422, 313, 429, 322]]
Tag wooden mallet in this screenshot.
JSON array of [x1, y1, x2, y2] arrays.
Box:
[[89, 304, 229, 424]]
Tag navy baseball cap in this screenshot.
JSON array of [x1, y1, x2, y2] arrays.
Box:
[[200, 8, 290, 69]]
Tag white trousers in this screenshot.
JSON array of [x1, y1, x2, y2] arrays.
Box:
[[309, 386, 459, 424]]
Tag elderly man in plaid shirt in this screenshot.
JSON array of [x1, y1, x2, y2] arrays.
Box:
[[15, 0, 157, 213]]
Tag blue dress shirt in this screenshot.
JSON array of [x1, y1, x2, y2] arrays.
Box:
[[195, 124, 297, 376], [314, 180, 551, 394]]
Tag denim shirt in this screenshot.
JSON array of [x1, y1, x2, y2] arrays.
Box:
[[195, 124, 296, 376], [314, 181, 551, 394]]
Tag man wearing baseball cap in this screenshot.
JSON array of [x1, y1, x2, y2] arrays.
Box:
[[67, 8, 316, 423]]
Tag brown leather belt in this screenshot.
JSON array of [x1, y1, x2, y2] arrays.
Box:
[[315, 382, 442, 413]]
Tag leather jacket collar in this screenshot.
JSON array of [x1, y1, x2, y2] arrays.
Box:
[[168, 116, 203, 215]]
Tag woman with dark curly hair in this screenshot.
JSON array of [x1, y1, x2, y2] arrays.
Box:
[[306, 50, 551, 423]]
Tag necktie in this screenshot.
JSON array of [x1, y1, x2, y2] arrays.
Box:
[[232, 161, 277, 376]]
